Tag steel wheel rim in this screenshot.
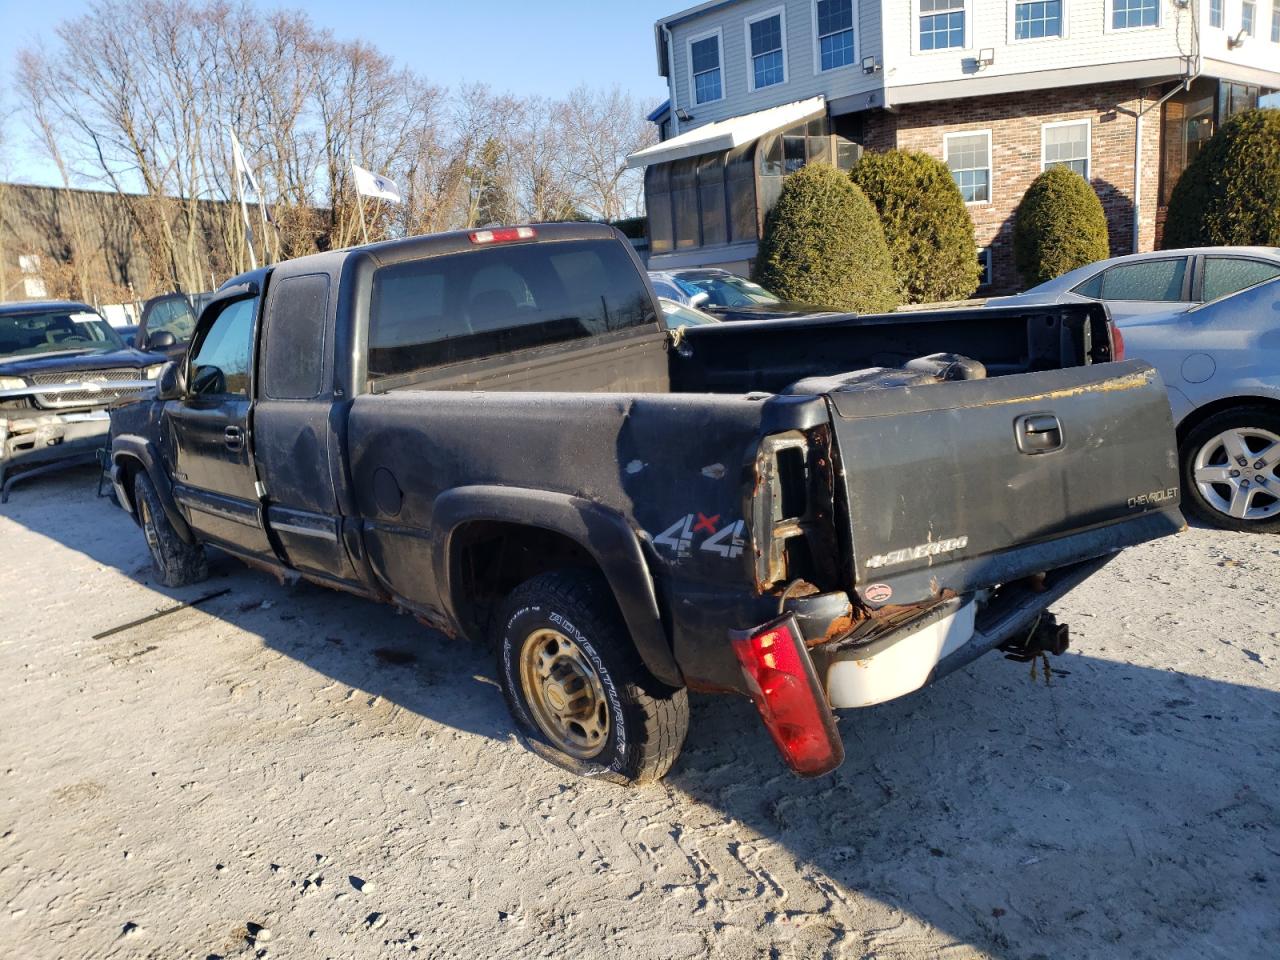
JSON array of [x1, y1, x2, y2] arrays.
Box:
[[518, 628, 610, 760], [1193, 426, 1280, 521], [138, 496, 164, 564]]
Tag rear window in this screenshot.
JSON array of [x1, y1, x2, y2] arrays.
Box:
[[368, 239, 657, 378]]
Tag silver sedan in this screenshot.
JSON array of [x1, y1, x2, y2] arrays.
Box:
[[1119, 275, 1280, 533], [989, 247, 1280, 323]]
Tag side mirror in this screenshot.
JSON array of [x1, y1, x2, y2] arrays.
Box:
[[155, 361, 186, 401], [148, 330, 177, 349]]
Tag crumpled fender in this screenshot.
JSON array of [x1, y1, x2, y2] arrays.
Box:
[[432, 485, 682, 688], [111, 433, 196, 545]]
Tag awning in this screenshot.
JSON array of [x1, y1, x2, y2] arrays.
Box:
[[626, 95, 826, 169]]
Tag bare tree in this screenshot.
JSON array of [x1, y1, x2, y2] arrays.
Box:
[[557, 86, 657, 221], [12, 1, 665, 297]]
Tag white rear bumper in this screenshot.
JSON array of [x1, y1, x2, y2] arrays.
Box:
[[825, 601, 977, 709]]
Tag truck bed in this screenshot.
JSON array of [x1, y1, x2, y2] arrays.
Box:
[[369, 304, 1116, 397]]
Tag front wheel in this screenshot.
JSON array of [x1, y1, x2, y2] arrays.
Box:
[[495, 571, 689, 785], [133, 471, 209, 587], [1180, 406, 1280, 533]]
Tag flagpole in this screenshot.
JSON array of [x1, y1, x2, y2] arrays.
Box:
[[349, 160, 372, 246], [255, 192, 272, 265], [358, 197, 372, 246], [230, 128, 257, 271]]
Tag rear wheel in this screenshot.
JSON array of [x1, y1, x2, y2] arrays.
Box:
[[1180, 406, 1280, 533], [133, 471, 209, 587], [495, 570, 688, 785]]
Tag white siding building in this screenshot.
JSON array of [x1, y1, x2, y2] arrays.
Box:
[[632, 0, 1280, 289]]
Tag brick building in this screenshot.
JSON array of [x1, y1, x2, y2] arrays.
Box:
[[628, 0, 1280, 293]]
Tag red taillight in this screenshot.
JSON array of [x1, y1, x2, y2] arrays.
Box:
[[1109, 321, 1126, 361], [730, 615, 845, 777], [469, 226, 537, 245]]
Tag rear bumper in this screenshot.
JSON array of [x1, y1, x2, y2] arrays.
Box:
[[812, 553, 1113, 709]]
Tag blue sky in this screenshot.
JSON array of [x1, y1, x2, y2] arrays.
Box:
[[0, 0, 678, 184]]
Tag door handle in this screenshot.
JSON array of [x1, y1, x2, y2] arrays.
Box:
[[224, 425, 244, 450], [1015, 414, 1063, 454]]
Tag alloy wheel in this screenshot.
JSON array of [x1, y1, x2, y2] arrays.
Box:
[[1192, 426, 1280, 522]]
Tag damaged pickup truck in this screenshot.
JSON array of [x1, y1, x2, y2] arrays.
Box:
[[1, 301, 165, 502], [109, 223, 1184, 783]]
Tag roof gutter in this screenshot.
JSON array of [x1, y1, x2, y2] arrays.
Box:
[[664, 24, 681, 137], [656, 0, 742, 32]]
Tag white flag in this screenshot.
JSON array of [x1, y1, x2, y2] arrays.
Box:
[[350, 162, 403, 203]]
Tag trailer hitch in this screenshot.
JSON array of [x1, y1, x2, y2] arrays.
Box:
[[1000, 614, 1070, 663]]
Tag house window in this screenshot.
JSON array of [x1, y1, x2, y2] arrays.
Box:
[[747, 9, 786, 90], [1272, 0, 1280, 41], [1014, 1, 1063, 39], [1243, 1, 1257, 34], [977, 248, 993, 288], [816, 0, 856, 70], [945, 131, 991, 203], [1210, 0, 1223, 27], [689, 31, 724, 105], [920, 0, 966, 49], [1042, 120, 1090, 178], [1111, 0, 1158, 29]]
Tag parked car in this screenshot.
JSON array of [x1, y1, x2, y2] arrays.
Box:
[[989, 247, 1280, 323], [110, 222, 1181, 785], [1119, 274, 1280, 533], [650, 268, 836, 321], [0, 301, 166, 501]]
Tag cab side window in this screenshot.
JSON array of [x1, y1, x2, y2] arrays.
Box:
[[188, 298, 258, 397]]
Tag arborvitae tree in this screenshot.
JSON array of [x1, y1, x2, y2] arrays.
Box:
[[852, 149, 981, 303], [754, 163, 899, 313], [1013, 166, 1110, 287], [1164, 108, 1280, 248]]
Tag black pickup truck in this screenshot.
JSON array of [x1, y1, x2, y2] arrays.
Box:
[[1, 301, 165, 501], [109, 223, 1183, 784]]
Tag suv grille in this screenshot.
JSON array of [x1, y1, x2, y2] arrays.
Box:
[[29, 368, 151, 409]]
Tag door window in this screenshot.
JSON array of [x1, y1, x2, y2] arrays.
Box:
[[1080, 259, 1187, 301], [1201, 258, 1280, 302], [188, 298, 257, 397], [145, 296, 198, 341]]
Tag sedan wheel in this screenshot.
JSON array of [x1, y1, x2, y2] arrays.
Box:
[[1192, 427, 1280, 522], [1181, 407, 1280, 533]]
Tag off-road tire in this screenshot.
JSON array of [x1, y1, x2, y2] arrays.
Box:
[[133, 471, 209, 587], [1180, 405, 1280, 534], [495, 570, 689, 785]]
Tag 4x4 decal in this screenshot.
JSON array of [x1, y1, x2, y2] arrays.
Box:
[[652, 513, 745, 559]]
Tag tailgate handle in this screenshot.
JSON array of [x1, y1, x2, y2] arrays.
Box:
[[1016, 414, 1063, 454]]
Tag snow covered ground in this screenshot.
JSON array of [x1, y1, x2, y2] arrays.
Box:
[[1, 466, 1277, 960]]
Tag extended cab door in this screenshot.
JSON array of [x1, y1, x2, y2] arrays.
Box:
[[138, 293, 199, 358], [163, 291, 274, 557]]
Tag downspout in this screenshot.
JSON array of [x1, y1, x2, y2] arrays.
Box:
[[664, 24, 681, 137]]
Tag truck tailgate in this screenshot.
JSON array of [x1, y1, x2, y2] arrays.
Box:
[[828, 360, 1183, 607]]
